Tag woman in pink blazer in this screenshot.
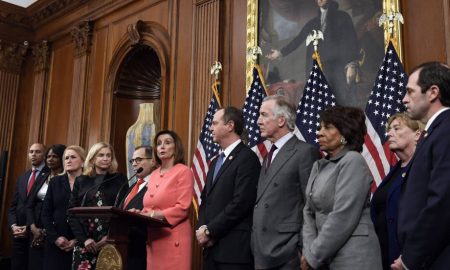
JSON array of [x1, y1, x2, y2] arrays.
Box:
[[135, 130, 193, 270]]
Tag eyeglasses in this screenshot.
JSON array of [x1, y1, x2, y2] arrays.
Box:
[[129, 157, 152, 164]]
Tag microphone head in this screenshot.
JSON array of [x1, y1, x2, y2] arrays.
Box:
[[136, 167, 144, 173]]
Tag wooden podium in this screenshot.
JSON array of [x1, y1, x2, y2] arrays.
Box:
[[68, 206, 170, 269]]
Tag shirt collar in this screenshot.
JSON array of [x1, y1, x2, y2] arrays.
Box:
[[274, 132, 294, 150], [33, 162, 45, 172], [425, 107, 450, 131], [221, 139, 241, 160]]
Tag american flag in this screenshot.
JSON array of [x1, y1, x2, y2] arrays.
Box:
[[296, 59, 336, 146], [191, 81, 221, 212], [243, 65, 270, 162], [363, 41, 407, 189]]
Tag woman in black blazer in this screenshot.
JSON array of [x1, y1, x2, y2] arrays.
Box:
[[41, 145, 86, 270], [68, 142, 127, 270], [26, 144, 66, 270]]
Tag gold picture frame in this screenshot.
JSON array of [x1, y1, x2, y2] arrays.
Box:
[[246, 0, 403, 108]]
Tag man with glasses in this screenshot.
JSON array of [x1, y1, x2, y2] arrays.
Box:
[[119, 145, 154, 270]]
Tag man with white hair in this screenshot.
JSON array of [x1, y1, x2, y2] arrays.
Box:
[[252, 95, 320, 270]]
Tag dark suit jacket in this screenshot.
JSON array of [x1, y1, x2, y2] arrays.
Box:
[[252, 136, 319, 269], [8, 166, 49, 228], [198, 142, 261, 264], [119, 181, 148, 270], [68, 173, 127, 244], [371, 161, 403, 268], [398, 109, 450, 269], [41, 174, 74, 270], [26, 170, 51, 228]]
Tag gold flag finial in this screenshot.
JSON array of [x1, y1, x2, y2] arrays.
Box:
[[306, 30, 324, 69], [379, 5, 404, 40], [210, 61, 222, 81], [247, 46, 262, 62]]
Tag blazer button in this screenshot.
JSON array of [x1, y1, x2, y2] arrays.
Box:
[[264, 203, 269, 208], [262, 227, 267, 232], [255, 204, 258, 208], [273, 183, 278, 187], [175, 242, 179, 247], [150, 194, 154, 197]]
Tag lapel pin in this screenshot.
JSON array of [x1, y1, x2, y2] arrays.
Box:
[[402, 172, 406, 178], [229, 156, 233, 160]]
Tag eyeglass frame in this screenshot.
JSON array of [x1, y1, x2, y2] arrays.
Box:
[[129, 157, 152, 164]]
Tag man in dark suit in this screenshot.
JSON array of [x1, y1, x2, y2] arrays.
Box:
[[196, 106, 261, 270], [252, 95, 319, 270], [393, 62, 450, 270], [8, 143, 48, 270], [119, 145, 154, 270]]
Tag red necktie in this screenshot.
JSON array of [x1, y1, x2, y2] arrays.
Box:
[[123, 178, 145, 208], [27, 170, 37, 195]]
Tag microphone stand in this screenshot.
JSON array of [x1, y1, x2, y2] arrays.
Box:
[[113, 168, 143, 208], [80, 174, 120, 207]]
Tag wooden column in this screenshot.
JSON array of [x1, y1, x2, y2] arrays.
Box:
[[67, 21, 94, 147], [28, 40, 51, 147], [0, 39, 28, 244], [190, 0, 222, 154]]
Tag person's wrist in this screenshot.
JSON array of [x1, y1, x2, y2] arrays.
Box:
[[203, 226, 210, 237]]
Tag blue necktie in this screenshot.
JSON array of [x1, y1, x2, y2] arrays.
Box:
[[213, 153, 225, 181]]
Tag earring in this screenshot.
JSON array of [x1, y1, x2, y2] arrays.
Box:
[[340, 136, 347, 145]]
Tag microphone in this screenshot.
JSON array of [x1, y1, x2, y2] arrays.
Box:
[[113, 167, 144, 208], [80, 173, 120, 207]]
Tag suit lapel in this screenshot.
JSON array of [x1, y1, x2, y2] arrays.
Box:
[[207, 143, 244, 195], [127, 186, 147, 209], [405, 110, 450, 178], [256, 137, 297, 202], [62, 174, 71, 193]]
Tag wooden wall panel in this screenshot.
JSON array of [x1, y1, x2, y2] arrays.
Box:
[[402, 0, 449, 71], [86, 26, 109, 148], [169, 0, 193, 151], [0, 72, 19, 151], [43, 40, 74, 145], [0, 56, 35, 256], [106, 1, 169, 62], [190, 0, 221, 158], [224, 0, 247, 107]]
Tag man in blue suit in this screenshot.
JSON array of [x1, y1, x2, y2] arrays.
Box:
[[393, 62, 450, 270]]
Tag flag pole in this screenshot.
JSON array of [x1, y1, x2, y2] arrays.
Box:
[[210, 61, 223, 108], [379, 4, 404, 58], [247, 46, 269, 96], [306, 29, 324, 70]]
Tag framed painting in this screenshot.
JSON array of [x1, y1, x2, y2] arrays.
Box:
[[246, 0, 403, 109]]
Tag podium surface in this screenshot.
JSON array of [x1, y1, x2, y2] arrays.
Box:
[[68, 206, 170, 269]]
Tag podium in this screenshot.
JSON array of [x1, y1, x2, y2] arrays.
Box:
[[68, 206, 170, 269]]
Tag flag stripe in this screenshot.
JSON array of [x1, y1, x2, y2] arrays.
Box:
[[243, 65, 269, 162], [363, 41, 407, 187]]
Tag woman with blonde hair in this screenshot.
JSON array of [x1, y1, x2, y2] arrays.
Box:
[[68, 142, 127, 270], [42, 145, 86, 270], [371, 113, 423, 270]]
